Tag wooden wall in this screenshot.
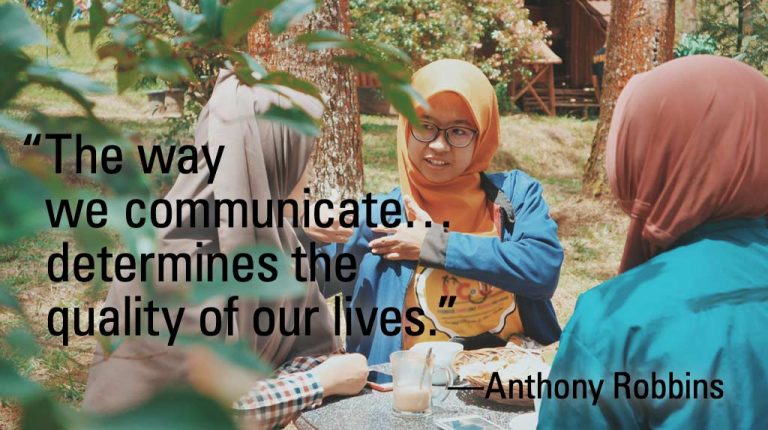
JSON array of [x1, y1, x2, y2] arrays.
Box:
[[526, 1, 569, 83], [569, 1, 607, 87]]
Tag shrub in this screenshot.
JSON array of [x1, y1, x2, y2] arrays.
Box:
[[350, 0, 551, 85], [674, 32, 718, 57], [695, 0, 768, 72]]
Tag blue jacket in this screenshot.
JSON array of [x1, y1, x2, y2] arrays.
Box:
[[317, 170, 564, 364], [538, 218, 768, 429]]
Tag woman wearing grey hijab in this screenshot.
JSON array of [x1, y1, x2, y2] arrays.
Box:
[[82, 71, 369, 428]]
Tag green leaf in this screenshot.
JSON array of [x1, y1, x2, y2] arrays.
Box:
[[270, 0, 316, 34], [258, 104, 320, 137], [15, 118, 138, 202], [95, 147, 152, 197], [26, 64, 111, 95], [83, 388, 237, 430], [74, 225, 114, 260], [330, 55, 388, 76], [381, 83, 422, 127], [109, 24, 143, 48], [16, 114, 149, 196], [191, 245, 305, 304], [168, 1, 205, 34], [369, 40, 412, 64], [95, 334, 124, 358], [108, 214, 155, 259], [26, 63, 111, 114], [258, 71, 321, 100], [4, 328, 41, 359], [96, 42, 131, 63], [89, 0, 107, 46], [0, 2, 46, 52], [331, 51, 409, 82], [117, 67, 139, 93], [0, 282, 21, 313], [20, 393, 73, 430], [117, 14, 142, 28], [295, 30, 348, 50], [55, 0, 75, 54], [0, 358, 41, 401], [295, 31, 419, 121], [0, 144, 8, 168], [0, 114, 38, 140], [222, 0, 277, 45], [97, 43, 140, 85], [140, 57, 195, 84], [233, 66, 259, 86], [399, 81, 429, 109], [230, 51, 267, 77], [103, 1, 121, 15], [0, 53, 31, 108], [230, 51, 267, 85], [145, 38, 174, 58], [297, 31, 411, 80], [0, 166, 51, 245], [199, 0, 225, 39], [23, 114, 124, 156]]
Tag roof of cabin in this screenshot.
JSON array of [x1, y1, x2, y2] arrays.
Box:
[[582, 0, 611, 27], [529, 40, 563, 64]]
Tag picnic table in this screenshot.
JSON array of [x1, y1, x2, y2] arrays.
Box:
[[511, 40, 563, 117], [294, 364, 532, 430]]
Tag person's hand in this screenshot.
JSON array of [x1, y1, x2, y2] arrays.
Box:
[[303, 203, 354, 244], [312, 353, 369, 397], [369, 195, 432, 261]]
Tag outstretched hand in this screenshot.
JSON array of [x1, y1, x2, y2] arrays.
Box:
[[369, 195, 432, 261]]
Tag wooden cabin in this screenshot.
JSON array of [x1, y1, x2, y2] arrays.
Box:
[[525, 0, 610, 88], [357, 0, 612, 116]]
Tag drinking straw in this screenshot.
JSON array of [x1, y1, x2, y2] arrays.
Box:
[[419, 348, 433, 390]]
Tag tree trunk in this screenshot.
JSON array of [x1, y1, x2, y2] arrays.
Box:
[[247, 0, 364, 201], [582, 0, 676, 196], [737, 0, 745, 51], [680, 0, 698, 33], [743, 0, 754, 40]]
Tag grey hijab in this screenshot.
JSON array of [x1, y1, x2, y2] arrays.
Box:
[[83, 70, 339, 413], [199, 70, 338, 364]]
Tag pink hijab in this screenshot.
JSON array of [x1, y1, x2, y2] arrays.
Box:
[[607, 55, 768, 273]]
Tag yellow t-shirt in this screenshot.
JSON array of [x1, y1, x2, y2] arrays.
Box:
[[402, 265, 524, 349]]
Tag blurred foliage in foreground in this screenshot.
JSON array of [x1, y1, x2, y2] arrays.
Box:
[[0, 0, 420, 427]]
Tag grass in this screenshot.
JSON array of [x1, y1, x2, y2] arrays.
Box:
[[0, 20, 627, 428]]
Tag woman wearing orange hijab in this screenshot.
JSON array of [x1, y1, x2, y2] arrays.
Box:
[[539, 56, 768, 428], [312, 59, 564, 364]]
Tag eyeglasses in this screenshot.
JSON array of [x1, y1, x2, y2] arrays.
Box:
[[410, 122, 478, 148]]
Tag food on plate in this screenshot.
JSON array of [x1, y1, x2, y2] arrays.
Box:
[[456, 352, 548, 382]]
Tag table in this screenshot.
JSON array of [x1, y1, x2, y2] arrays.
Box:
[[510, 40, 563, 117], [295, 364, 532, 430]]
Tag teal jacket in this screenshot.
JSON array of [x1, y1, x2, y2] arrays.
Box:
[[317, 170, 564, 365], [538, 218, 768, 429]]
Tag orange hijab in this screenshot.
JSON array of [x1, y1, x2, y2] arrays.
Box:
[[397, 59, 500, 234], [607, 55, 768, 273]]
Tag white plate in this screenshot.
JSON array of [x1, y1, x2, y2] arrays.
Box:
[[508, 412, 538, 430]]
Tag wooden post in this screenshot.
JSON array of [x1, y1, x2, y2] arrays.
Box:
[[547, 65, 556, 116]]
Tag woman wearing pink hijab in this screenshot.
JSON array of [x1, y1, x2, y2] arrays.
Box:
[[539, 56, 768, 428]]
